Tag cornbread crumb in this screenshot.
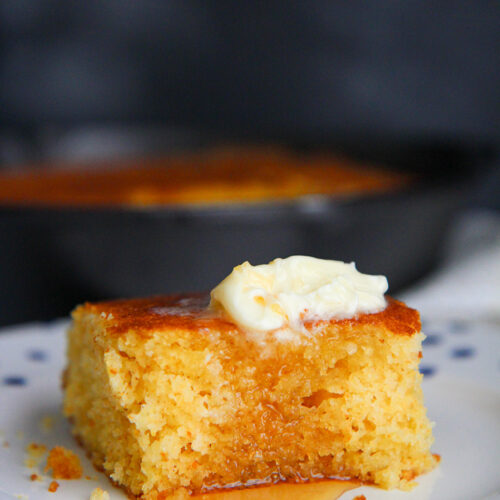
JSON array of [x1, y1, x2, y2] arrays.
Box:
[[89, 487, 110, 500], [26, 442, 47, 458], [353, 496, 367, 500], [24, 442, 48, 468], [30, 473, 41, 481], [45, 446, 82, 479], [48, 481, 59, 492]]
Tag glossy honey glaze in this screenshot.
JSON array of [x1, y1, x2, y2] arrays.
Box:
[[0, 147, 409, 207], [84, 292, 420, 338], [189, 479, 359, 500]]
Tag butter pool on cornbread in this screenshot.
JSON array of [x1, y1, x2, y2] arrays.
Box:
[[63, 257, 437, 499]]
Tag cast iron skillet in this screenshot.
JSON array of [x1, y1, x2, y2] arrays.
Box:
[[0, 141, 491, 326]]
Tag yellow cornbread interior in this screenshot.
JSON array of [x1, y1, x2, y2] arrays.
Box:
[[64, 306, 436, 498]]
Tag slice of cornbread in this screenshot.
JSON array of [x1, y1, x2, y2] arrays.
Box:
[[64, 293, 436, 499]]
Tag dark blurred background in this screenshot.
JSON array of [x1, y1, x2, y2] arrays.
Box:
[[1, 1, 499, 326]]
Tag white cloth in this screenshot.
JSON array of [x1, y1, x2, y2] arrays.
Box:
[[399, 210, 500, 322]]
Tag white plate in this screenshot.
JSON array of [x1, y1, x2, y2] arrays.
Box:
[[0, 318, 499, 500]]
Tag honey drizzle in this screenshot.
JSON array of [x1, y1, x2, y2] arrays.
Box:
[[190, 478, 360, 500]]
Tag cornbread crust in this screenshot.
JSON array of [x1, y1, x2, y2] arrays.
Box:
[[64, 294, 436, 498], [83, 294, 420, 338]]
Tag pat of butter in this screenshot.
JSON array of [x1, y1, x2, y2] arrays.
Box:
[[210, 256, 388, 332]]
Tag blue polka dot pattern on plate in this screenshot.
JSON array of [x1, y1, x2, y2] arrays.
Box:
[[423, 334, 442, 346], [419, 366, 436, 377], [27, 349, 48, 361], [3, 376, 27, 386], [451, 347, 475, 359]]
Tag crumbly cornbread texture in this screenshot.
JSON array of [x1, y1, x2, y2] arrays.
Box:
[[63, 294, 436, 498]]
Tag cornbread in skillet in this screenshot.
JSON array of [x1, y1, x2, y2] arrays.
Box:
[[0, 147, 408, 207], [64, 293, 436, 498]]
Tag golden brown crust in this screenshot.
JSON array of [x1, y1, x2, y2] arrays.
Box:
[[309, 296, 421, 336], [77, 293, 420, 338]]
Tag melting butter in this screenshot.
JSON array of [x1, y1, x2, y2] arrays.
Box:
[[210, 256, 388, 333]]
